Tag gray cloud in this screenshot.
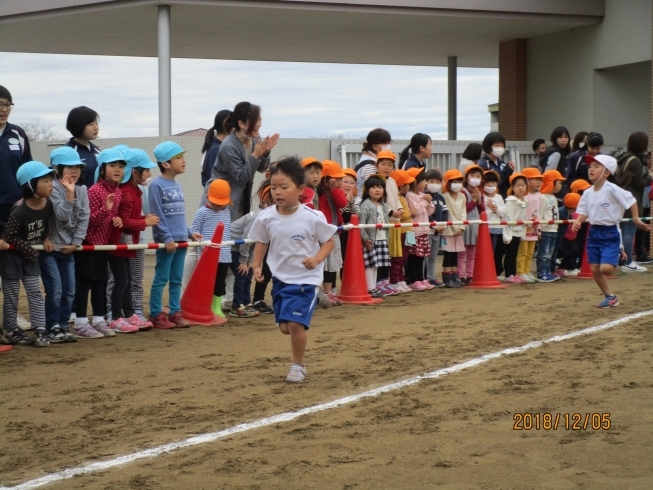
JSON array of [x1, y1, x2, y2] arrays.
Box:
[[1, 52, 497, 140]]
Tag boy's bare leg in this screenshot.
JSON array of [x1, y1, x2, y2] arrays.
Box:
[[591, 263, 614, 296]]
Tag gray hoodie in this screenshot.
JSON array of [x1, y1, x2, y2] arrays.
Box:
[[230, 208, 262, 264], [49, 178, 90, 251]]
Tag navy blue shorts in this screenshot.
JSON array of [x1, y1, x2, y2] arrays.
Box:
[[586, 225, 620, 266], [271, 278, 319, 329]]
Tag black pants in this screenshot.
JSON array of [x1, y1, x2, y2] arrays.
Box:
[[108, 255, 134, 319], [213, 262, 230, 297], [253, 253, 272, 303], [323, 271, 337, 288], [503, 237, 521, 278], [75, 277, 106, 318], [377, 265, 389, 282], [442, 251, 458, 268], [491, 234, 505, 275], [405, 255, 424, 284]]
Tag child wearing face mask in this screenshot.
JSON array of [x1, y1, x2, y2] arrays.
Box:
[[478, 132, 515, 198], [482, 170, 507, 280], [516, 168, 543, 283], [405, 169, 435, 290], [503, 173, 528, 284], [339, 168, 359, 268], [457, 166, 485, 285], [441, 170, 467, 287], [424, 169, 447, 287]]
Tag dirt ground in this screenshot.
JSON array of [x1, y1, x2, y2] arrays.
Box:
[[1, 256, 652, 489]]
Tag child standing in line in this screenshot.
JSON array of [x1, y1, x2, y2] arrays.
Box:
[[250, 157, 337, 383], [300, 157, 322, 210], [559, 192, 581, 275], [572, 154, 651, 307], [516, 167, 543, 283], [388, 169, 414, 293], [41, 147, 89, 342], [458, 165, 485, 285], [339, 168, 360, 268], [441, 169, 467, 288], [359, 176, 392, 298], [149, 142, 203, 329], [0, 162, 56, 347], [502, 173, 528, 284], [482, 170, 507, 280], [405, 169, 435, 290], [536, 170, 566, 282], [317, 160, 347, 306], [424, 169, 447, 288]]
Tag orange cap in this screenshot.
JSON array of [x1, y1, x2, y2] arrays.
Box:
[[465, 164, 484, 176], [521, 167, 542, 179], [301, 157, 322, 168], [342, 167, 357, 179], [391, 169, 415, 187], [563, 192, 581, 209], [540, 170, 566, 194], [208, 179, 232, 206], [321, 160, 346, 179], [406, 167, 425, 179], [376, 150, 396, 162], [570, 179, 591, 193], [443, 169, 464, 183], [509, 172, 526, 185]]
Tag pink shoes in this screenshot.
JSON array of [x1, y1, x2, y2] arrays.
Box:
[[410, 281, 428, 291], [126, 314, 153, 331], [419, 280, 435, 290], [109, 318, 139, 334], [504, 275, 525, 284]]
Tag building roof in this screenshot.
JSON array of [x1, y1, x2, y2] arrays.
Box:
[[173, 128, 209, 138]]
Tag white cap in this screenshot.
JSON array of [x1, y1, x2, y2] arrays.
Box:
[[586, 154, 617, 175]]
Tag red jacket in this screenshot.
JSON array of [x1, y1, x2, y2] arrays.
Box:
[[86, 179, 121, 246], [318, 188, 347, 226], [110, 182, 147, 258]]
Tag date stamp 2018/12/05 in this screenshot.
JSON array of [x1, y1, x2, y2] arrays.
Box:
[[513, 413, 611, 430]]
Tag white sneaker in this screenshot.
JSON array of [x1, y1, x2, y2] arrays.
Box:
[[565, 269, 580, 277], [519, 274, 535, 284], [17, 315, 32, 331], [527, 273, 536, 282], [497, 275, 506, 282], [286, 363, 306, 383], [396, 281, 412, 293], [622, 261, 647, 273]]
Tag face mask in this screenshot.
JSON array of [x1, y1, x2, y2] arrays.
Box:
[[491, 146, 505, 158], [449, 182, 463, 193], [380, 144, 392, 151], [426, 183, 441, 194], [484, 185, 497, 194], [579, 142, 586, 149], [469, 178, 481, 188], [139, 177, 152, 187]]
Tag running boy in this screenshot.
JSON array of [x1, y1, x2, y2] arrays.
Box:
[[250, 156, 337, 383], [149, 142, 203, 328], [572, 155, 650, 308]]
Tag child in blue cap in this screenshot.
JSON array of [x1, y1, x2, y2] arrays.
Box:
[[148, 142, 203, 328], [0, 161, 56, 347]]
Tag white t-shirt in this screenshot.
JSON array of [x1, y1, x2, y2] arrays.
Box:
[[247, 204, 338, 286], [577, 182, 636, 225]]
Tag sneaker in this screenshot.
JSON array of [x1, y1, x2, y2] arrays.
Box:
[[565, 269, 580, 277], [222, 301, 233, 312], [368, 288, 385, 298], [229, 305, 260, 318], [429, 279, 445, 288], [409, 281, 427, 291], [4, 329, 34, 345], [61, 326, 77, 343], [109, 318, 139, 334], [527, 273, 537, 282], [377, 283, 397, 296], [316, 288, 331, 309], [125, 314, 153, 331], [555, 268, 567, 278], [497, 274, 506, 282], [621, 261, 647, 273], [17, 315, 32, 331], [47, 326, 66, 344], [636, 255, 653, 264], [134, 312, 149, 323], [91, 320, 117, 337], [168, 312, 191, 328], [285, 363, 306, 383], [598, 295, 619, 308], [149, 312, 176, 329], [74, 324, 104, 339], [34, 329, 50, 348], [251, 301, 273, 314], [385, 283, 402, 295], [458, 277, 470, 286], [519, 274, 535, 284], [327, 292, 343, 306], [537, 273, 557, 283], [420, 280, 435, 290], [503, 275, 520, 284], [396, 281, 412, 293]]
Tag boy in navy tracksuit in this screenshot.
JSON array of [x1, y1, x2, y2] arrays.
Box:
[[424, 169, 448, 287]]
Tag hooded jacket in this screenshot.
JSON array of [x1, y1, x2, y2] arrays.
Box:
[[615, 151, 652, 217]]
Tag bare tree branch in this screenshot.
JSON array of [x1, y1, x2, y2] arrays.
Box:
[[19, 120, 64, 142]]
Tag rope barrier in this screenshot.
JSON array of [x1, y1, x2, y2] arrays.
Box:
[[1, 217, 649, 252]]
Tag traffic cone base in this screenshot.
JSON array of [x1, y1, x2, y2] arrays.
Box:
[[469, 211, 507, 289], [337, 215, 384, 305]]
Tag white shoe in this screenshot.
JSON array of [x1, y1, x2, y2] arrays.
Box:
[[17, 315, 32, 331], [286, 364, 306, 383], [565, 269, 580, 277], [622, 261, 647, 272], [497, 275, 506, 282], [519, 274, 535, 284], [397, 281, 412, 293], [527, 273, 536, 282]]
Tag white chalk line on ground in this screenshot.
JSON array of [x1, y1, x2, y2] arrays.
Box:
[[3, 309, 652, 490]]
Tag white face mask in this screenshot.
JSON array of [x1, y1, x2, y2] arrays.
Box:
[[380, 144, 392, 151], [449, 182, 463, 193], [426, 183, 441, 194], [484, 185, 497, 194], [579, 142, 586, 149], [468, 178, 481, 188], [140, 177, 152, 187], [491, 146, 505, 158]]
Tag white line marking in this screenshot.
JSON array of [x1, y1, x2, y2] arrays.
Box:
[[3, 310, 651, 490]]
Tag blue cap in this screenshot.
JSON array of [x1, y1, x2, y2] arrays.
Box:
[[17, 161, 55, 186], [122, 148, 157, 183], [113, 144, 131, 153], [95, 148, 126, 183], [153, 141, 186, 163], [50, 146, 85, 167]]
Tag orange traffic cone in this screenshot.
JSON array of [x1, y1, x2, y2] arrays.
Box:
[[0, 345, 12, 354], [572, 224, 593, 280], [180, 222, 228, 325], [337, 215, 383, 305], [469, 211, 507, 289]]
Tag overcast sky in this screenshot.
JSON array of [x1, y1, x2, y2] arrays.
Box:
[[1, 52, 497, 141]]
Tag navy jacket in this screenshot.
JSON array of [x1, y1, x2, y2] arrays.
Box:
[[402, 154, 426, 171], [0, 123, 32, 207], [425, 191, 448, 228], [201, 137, 222, 187], [478, 154, 513, 198], [566, 149, 590, 185], [65, 137, 100, 189]]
